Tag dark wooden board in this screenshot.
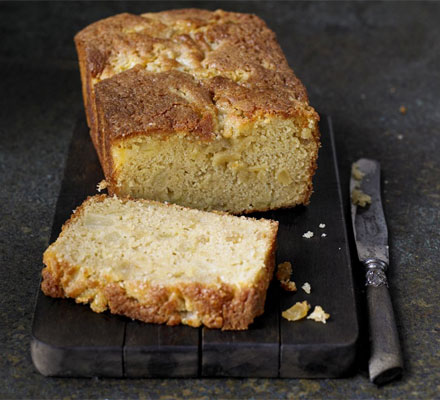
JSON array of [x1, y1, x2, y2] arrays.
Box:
[[201, 282, 279, 377], [278, 118, 358, 378], [31, 115, 358, 378], [31, 121, 125, 378], [124, 322, 199, 378]]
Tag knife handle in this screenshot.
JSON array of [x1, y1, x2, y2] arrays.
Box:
[[365, 261, 404, 385]]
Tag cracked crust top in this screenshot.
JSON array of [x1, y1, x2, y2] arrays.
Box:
[[75, 9, 318, 141], [95, 68, 217, 140]]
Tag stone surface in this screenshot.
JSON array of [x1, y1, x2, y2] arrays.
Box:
[[0, 1, 439, 398]]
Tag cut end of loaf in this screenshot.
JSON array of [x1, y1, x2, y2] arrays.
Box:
[[42, 195, 278, 330], [110, 115, 319, 214]]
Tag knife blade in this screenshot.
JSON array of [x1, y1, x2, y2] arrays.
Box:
[[351, 159, 389, 266], [350, 158, 403, 385]]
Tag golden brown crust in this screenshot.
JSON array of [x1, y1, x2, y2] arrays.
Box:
[[75, 10, 308, 97], [41, 266, 64, 298], [95, 67, 217, 141], [74, 13, 154, 79], [75, 10, 319, 139], [103, 282, 255, 330], [41, 195, 278, 330], [41, 254, 275, 330]]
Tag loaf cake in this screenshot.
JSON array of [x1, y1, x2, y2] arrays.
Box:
[[74, 9, 320, 214], [41, 195, 278, 330]]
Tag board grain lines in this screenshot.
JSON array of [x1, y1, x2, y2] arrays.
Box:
[[31, 115, 358, 378]]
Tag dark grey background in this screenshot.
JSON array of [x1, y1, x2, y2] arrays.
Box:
[[1, 1, 439, 398]]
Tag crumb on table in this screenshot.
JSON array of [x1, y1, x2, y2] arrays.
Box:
[[307, 305, 330, 324], [96, 180, 109, 192], [302, 282, 311, 294], [302, 231, 314, 239], [276, 261, 297, 292], [282, 301, 310, 321], [276, 262, 292, 281]]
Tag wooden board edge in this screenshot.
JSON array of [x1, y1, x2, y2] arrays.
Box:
[[279, 339, 358, 378], [30, 335, 124, 378]]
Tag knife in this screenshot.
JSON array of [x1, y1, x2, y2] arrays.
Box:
[[350, 158, 403, 385]]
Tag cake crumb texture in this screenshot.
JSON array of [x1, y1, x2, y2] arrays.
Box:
[[41, 195, 278, 330]]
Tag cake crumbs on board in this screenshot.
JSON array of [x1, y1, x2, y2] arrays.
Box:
[[302, 282, 311, 294], [276, 261, 297, 292], [96, 180, 109, 192], [307, 306, 330, 324], [282, 301, 310, 321], [276, 262, 291, 281]]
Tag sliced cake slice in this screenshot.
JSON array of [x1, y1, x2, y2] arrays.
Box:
[[41, 195, 278, 330]]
